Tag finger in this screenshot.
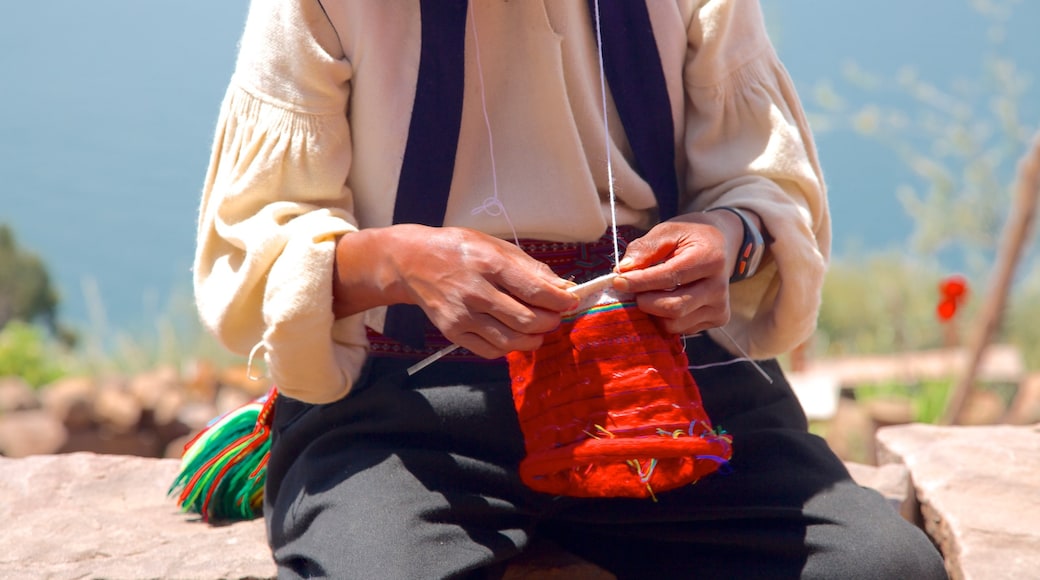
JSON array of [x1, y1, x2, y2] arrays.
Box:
[[635, 287, 702, 319], [658, 302, 731, 336], [448, 317, 547, 359], [616, 262, 688, 294], [617, 243, 731, 292], [481, 299, 565, 334], [635, 281, 729, 324], [492, 257, 579, 313], [615, 234, 674, 274]]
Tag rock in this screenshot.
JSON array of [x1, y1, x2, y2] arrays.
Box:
[[0, 409, 67, 457], [956, 389, 1005, 426], [183, 358, 220, 402], [219, 364, 272, 398], [824, 397, 875, 465], [0, 376, 39, 413], [0, 453, 276, 580], [877, 423, 1040, 580], [61, 428, 162, 457], [93, 383, 142, 434], [39, 376, 97, 430], [0, 453, 616, 579], [215, 385, 256, 416], [153, 387, 187, 428], [0, 451, 939, 579], [1007, 372, 1040, 425], [864, 396, 915, 427], [164, 434, 194, 459], [129, 365, 181, 411], [178, 401, 220, 431], [151, 389, 193, 451]]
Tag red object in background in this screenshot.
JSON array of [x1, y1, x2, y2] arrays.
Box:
[[937, 274, 970, 322]]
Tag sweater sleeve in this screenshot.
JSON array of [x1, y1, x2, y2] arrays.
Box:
[[681, 0, 832, 359], [193, 0, 368, 404]]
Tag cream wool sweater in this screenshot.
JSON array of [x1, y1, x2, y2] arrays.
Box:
[[194, 0, 831, 404]]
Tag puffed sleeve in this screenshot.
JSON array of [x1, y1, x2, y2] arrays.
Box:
[[193, 0, 368, 404], [681, 0, 831, 358]]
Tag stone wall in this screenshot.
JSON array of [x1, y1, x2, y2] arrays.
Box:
[[3, 364, 1040, 578], [0, 363, 268, 460], [3, 424, 1037, 579]]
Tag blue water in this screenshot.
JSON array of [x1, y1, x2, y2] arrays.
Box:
[[1, 1, 249, 333], [1, 0, 1037, 334]]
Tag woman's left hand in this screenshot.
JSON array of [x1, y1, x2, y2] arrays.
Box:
[[612, 211, 742, 336]]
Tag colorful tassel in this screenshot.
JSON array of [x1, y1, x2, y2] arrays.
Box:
[[169, 387, 278, 522]]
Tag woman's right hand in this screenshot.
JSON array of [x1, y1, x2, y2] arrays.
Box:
[[333, 225, 578, 359]]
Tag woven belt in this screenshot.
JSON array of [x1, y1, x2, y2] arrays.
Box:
[[366, 226, 644, 363]]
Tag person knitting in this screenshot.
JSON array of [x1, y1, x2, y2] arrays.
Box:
[[182, 0, 948, 577]]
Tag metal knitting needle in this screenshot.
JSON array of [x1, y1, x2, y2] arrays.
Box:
[[406, 273, 618, 376]]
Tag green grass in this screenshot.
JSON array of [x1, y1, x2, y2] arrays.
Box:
[[854, 379, 953, 424], [0, 320, 72, 388], [0, 285, 251, 387]]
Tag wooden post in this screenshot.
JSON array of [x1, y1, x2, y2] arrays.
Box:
[[940, 131, 1040, 425]]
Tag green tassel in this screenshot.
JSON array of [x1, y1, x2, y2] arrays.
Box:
[[169, 389, 277, 522]]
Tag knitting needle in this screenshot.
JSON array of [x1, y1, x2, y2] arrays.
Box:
[[716, 327, 774, 384], [406, 273, 619, 376]]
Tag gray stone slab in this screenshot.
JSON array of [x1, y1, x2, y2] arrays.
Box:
[[0, 452, 275, 580], [0, 453, 613, 579], [877, 423, 1040, 580]]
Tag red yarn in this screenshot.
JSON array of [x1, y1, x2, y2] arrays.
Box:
[[507, 288, 732, 499]]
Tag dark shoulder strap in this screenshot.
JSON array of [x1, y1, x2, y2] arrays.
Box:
[[391, 0, 469, 227], [588, 0, 679, 220], [384, 0, 469, 349]]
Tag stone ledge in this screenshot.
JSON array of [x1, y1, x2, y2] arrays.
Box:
[[0, 453, 614, 579], [877, 423, 1040, 580], [4, 441, 1015, 579], [0, 453, 274, 580]]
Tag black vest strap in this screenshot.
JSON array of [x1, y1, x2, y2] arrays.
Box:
[[385, 0, 677, 349], [383, 0, 469, 349], [589, 0, 679, 221]]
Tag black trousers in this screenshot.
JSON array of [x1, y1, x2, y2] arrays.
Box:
[[264, 334, 947, 579]]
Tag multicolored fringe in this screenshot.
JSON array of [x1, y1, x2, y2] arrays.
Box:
[[169, 387, 278, 522]]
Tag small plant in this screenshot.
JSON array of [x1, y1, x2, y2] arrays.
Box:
[[0, 320, 68, 388], [855, 379, 953, 424]]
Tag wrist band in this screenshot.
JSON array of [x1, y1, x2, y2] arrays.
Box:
[[707, 206, 765, 283]]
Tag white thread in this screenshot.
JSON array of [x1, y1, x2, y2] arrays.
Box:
[[468, 5, 520, 247], [591, 0, 621, 267], [245, 341, 267, 381], [687, 358, 757, 372], [700, 328, 774, 383]]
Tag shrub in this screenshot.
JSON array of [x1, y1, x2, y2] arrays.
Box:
[[0, 320, 67, 388]]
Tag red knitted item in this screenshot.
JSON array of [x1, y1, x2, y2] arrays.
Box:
[[507, 284, 732, 499]]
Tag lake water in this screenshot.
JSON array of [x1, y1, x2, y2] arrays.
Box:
[[1, 0, 1037, 336]]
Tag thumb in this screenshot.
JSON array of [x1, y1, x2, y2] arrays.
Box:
[[615, 236, 669, 273]]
